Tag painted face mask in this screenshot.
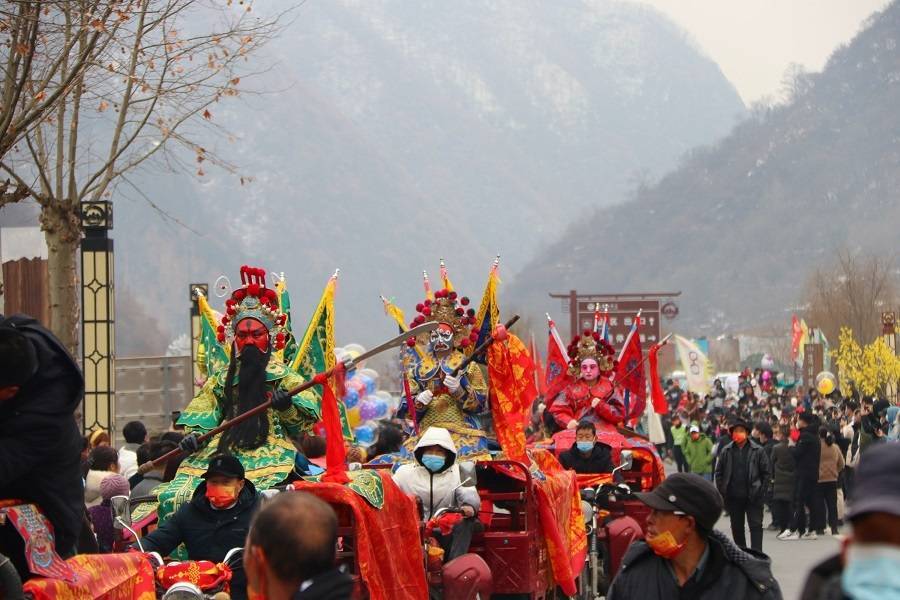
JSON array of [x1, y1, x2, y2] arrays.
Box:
[[580, 358, 600, 382], [646, 529, 687, 559], [429, 324, 454, 354], [235, 318, 269, 354]]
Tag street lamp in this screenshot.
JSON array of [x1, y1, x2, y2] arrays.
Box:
[[80, 201, 115, 437]]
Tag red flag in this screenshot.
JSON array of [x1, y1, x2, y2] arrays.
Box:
[[545, 317, 571, 401], [487, 332, 536, 463], [648, 343, 668, 414], [615, 318, 645, 421], [530, 333, 547, 395], [791, 314, 803, 361]]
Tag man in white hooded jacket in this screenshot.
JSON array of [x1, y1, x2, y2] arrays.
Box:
[[393, 427, 481, 561]]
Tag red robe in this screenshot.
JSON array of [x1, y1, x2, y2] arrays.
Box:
[[549, 377, 624, 430]]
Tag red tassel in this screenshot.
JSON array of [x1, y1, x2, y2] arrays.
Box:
[[648, 343, 668, 414], [315, 365, 349, 484]]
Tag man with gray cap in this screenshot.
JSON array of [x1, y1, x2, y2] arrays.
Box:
[[800, 442, 900, 599], [608, 472, 782, 599]]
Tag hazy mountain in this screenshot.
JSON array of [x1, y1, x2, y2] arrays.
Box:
[[113, 0, 744, 353], [508, 1, 900, 337]]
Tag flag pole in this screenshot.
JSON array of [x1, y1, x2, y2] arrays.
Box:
[[616, 332, 673, 382], [617, 309, 642, 362], [547, 313, 569, 358]]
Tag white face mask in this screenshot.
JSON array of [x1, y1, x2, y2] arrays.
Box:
[[842, 544, 900, 600], [790, 397, 798, 407]]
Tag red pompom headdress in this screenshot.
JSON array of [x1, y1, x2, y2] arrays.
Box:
[[406, 288, 477, 351], [216, 265, 288, 351]]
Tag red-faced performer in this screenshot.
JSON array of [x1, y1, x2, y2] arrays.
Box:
[[152, 266, 320, 523]]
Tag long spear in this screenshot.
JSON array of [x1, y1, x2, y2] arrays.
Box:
[[139, 322, 439, 473]]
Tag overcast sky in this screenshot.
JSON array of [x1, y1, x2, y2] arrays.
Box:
[[622, 0, 893, 103]]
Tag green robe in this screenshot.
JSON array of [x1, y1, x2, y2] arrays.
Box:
[[151, 358, 320, 523]]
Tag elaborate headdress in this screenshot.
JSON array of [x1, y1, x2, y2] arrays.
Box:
[[567, 329, 616, 377], [406, 288, 479, 350], [216, 265, 288, 350]]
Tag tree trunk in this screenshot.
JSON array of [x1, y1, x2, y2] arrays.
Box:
[[40, 201, 81, 354]]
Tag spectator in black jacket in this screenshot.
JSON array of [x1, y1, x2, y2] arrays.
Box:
[[0, 315, 84, 580], [244, 492, 352, 600], [771, 426, 796, 538], [559, 421, 615, 474], [752, 421, 778, 530], [608, 473, 782, 600], [136, 454, 260, 600], [785, 411, 822, 540], [714, 418, 772, 552]]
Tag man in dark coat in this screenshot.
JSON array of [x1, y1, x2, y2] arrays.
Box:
[[787, 412, 822, 539], [559, 420, 615, 474], [714, 418, 772, 552], [0, 315, 84, 579], [244, 492, 352, 600], [607, 473, 782, 600], [137, 455, 260, 600], [771, 425, 796, 536]]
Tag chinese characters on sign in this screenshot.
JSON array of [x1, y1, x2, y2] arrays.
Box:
[[551, 290, 680, 351], [575, 299, 660, 349], [802, 343, 824, 390]]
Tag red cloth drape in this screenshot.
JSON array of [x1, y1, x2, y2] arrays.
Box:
[[292, 473, 427, 600], [313, 365, 349, 484], [24, 553, 156, 600], [487, 333, 536, 464]]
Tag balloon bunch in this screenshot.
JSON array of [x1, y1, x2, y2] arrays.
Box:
[[334, 344, 401, 446]]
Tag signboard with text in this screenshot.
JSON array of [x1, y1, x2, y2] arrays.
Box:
[[575, 298, 661, 349]]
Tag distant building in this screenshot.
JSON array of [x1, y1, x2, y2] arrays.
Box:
[[0, 207, 49, 321]]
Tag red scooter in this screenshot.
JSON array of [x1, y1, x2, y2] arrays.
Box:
[[424, 507, 492, 600]]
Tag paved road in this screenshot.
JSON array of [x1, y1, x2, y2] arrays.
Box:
[[714, 515, 841, 600]]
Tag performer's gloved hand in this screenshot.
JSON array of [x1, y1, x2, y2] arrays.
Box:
[[179, 433, 200, 454], [591, 397, 601, 408], [567, 419, 578, 429], [416, 390, 434, 406], [271, 389, 293, 412], [444, 374, 462, 394]]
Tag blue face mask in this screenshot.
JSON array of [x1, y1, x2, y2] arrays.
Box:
[[576, 441, 594, 453], [421, 455, 445, 473], [842, 544, 900, 600]]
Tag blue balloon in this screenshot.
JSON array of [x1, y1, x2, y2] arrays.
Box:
[[354, 424, 376, 445], [357, 374, 376, 395], [373, 398, 389, 418], [343, 389, 360, 408]]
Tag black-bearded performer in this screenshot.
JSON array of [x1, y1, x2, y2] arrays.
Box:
[[153, 266, 320, 523]]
